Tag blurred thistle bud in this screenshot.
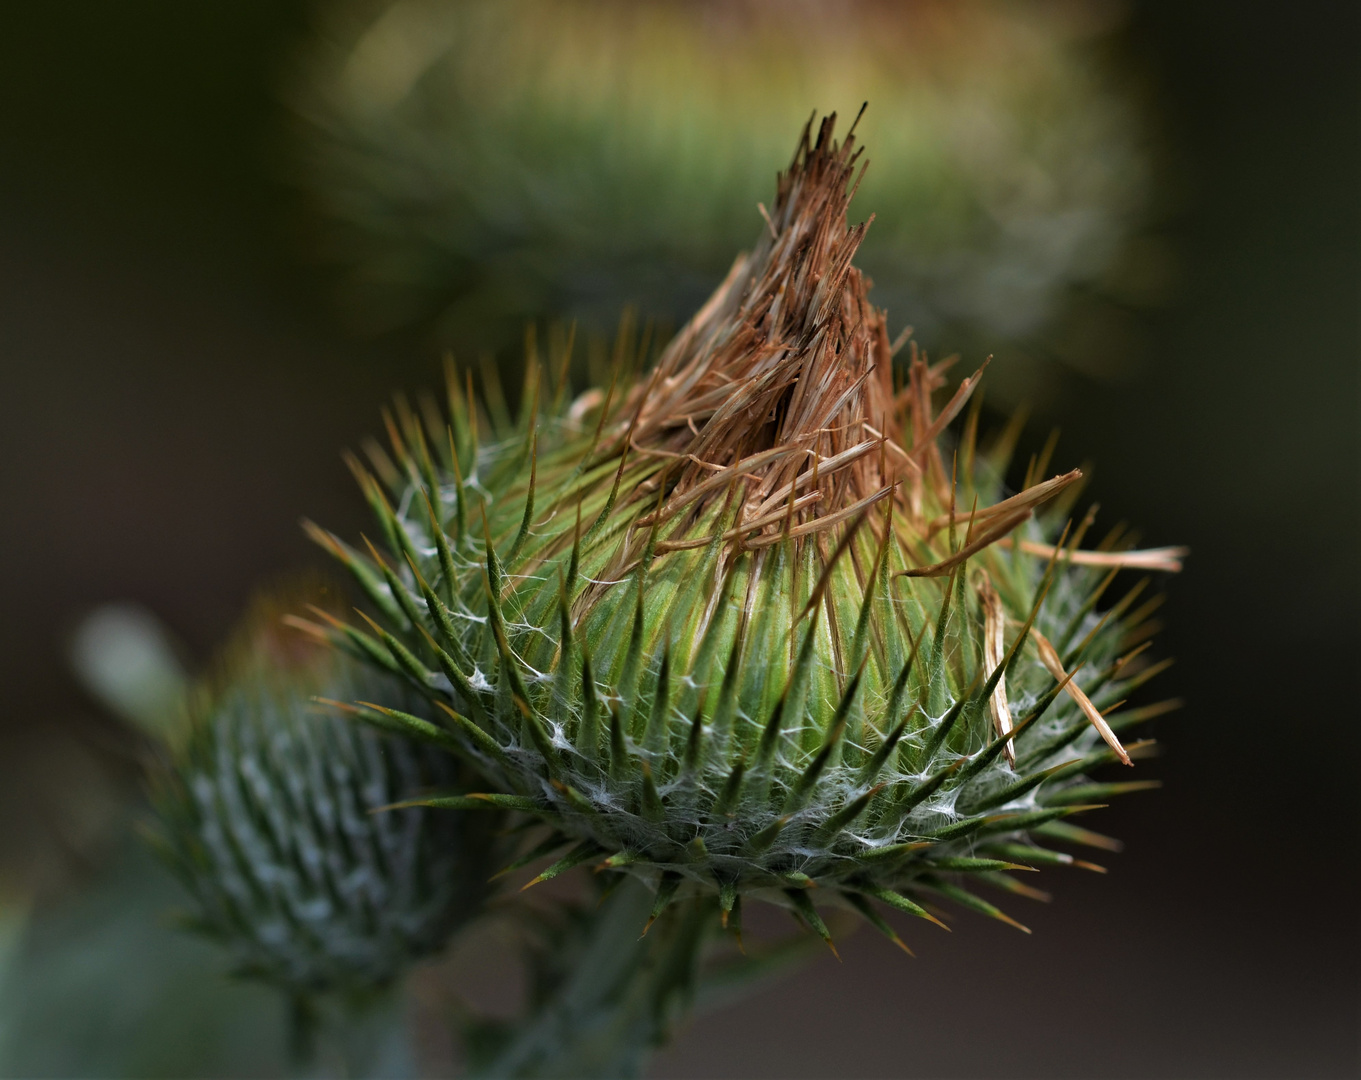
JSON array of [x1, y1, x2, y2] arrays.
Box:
[[302, 115, 1183, 955], [292, 0, 1166, 393], [149, 591, 496, 1004]]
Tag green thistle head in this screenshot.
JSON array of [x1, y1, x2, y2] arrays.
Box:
[[305, 115, 1181, 953], [150, 594, 495, 1001]]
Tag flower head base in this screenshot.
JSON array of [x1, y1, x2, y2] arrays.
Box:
[[304, 114, 1181, 950]]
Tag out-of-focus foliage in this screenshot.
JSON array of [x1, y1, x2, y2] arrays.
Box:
[[0, 843, 301, 1078], [0, 842, 420, 1079], [71, 604, 191, 741], [293, 0, 1164, 396]]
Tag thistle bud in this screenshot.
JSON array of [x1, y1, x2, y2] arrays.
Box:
[[150, 597, 493, 1001], [311, 115, 1181, 951]]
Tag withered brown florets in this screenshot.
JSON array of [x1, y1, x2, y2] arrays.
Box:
[[613, 112, 906, 545]]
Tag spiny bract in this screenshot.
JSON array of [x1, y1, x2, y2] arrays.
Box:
[[151, 596, 494, 999], [304, 115, 1182, 952]]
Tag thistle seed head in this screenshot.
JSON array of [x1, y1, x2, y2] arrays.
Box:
[[311, 114, 1182, 950]]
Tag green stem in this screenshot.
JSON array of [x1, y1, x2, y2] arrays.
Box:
[[471, 878, 711, 1080]]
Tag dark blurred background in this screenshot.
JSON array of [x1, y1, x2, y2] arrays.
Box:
[[0, 2, 1356, 1077]]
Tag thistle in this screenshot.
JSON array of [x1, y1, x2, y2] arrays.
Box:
[[303, 114, 1182, 956], [150, 594, 495, 1005]]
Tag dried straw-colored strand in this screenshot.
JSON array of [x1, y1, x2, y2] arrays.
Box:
[[1031, 629, 1132, 766]]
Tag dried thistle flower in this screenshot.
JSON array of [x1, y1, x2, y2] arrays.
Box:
[[304, 115, 1182, 954]]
